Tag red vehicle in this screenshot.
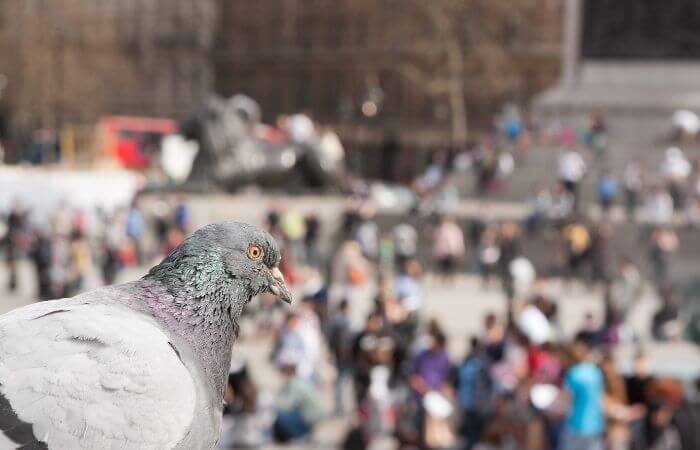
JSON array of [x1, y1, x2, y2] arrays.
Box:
[[99, 116, 177, 169]]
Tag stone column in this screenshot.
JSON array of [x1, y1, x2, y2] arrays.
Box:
[[561, 0, 583, 90]]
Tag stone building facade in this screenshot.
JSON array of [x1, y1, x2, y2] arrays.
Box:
[[0, 0, 560, 173], [0, 0, 216, 134], [214, 0, 561, 178]]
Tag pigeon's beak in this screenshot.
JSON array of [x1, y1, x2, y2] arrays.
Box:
[[268, 267, 292, 304]]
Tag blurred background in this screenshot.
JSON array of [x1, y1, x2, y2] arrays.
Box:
[[1, 1, 700, 449]]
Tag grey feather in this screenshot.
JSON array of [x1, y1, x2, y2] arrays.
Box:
[[0, 221, 288, 449]]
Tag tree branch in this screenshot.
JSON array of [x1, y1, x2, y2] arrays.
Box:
[[395, 63, 449, 95]]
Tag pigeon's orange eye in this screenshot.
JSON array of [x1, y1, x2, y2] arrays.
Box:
[[247, 245, 263, 261]]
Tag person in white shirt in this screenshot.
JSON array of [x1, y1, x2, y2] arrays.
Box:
[[661, 147, 691, 211], [623, 160, 644, 221], [645, 186, 674, 226], [432, 216, 465, 281], [558, 149, 587, 209]]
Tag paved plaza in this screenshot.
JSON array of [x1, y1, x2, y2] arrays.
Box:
[[2, 256, 697, 449]]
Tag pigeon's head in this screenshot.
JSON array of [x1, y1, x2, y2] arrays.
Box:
[[207, 221, 292, 303], [148, 221, 292, 304]]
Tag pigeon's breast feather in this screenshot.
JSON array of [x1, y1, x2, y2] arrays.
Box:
[[0, 299, 199, 449]]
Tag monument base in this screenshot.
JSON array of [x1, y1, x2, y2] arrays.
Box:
[[535, 61, 700, 125]]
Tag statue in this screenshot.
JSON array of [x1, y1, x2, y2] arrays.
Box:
[[182, 94, 346, 192]]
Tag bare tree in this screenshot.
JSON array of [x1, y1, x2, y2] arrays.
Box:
[[381, 0, 560, 144], [0, 0, 217, 133], [387, 0, 468, 144]]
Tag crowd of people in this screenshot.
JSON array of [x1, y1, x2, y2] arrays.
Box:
[[0, 197, 191, 299], [211, 187, 696, 450], [2, 107, 698, 450]]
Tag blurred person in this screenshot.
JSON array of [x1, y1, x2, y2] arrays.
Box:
[[646, 186, 674, 226], [273, 312, 306, 370], [685, 194, 700, 227], [500, 103, 524, 148], [526, 183, 552, 234], [495, 151, 515, 189], [173, 197, 191, 233], [549, 182, 576, 226], [610, 257, 644, 319], [409, 326, 452, 399], [643, 402, 682, 450], [575, 312, 602, 349], [4, 201, 27, 291], [477, 225, 500, 285], [651, 288, 682, 341], [71, 209, 87, 237], [327, 299, 354, 416], [457, 337, 493, 449], [304, 213, 321, 268], [296, 298, 323, 381], [272, 351, 323, 443], [558, 339, 605, 450], [51, 201, 72, 237], [482, 313, 506, 363], [29, 228, 52, 299], [589, 223, 614, 284], [671, 109, 700, 144], [468, 205, 488, 254], [99, 238, 121, 286], [220, 353, 261, 448], [331, 240, 370, 302], [125, 201, 145, 264], [352, 312, 394, 408], [558, 148, 587, 210], [68, 227, 93, 295], [596, 170, 618, 216], [415, 149, 448, 197], [518, 299, 555, 348], [392, 222, 418, 266], [388, 267, 422, 379], [561, 219, 591, 281], [265, 208, 285, 249], [280, 208, 307, 265], [432, 215, 465, 281], [151, 199, 172, 249], [474, 142, 498, 195], [49, 232, 72, 297], [661, 147, 691, 211], [497, 222, 521, 303], [602, 284, 628, 347], [526, 340, 562, 385], [599, 351, 644, 450], [377, 233, 395, 273], [354, 204, 379, 261], [624, 160, 644, 221], [669, 378, 700, 450], [472, 419, 510, 450], [625, 350, 653, 407], [409, 326, 455, 449], [584, 110, 608, 161], [692, 160, 700, 198], [161, 226, 185, 256], [394, 258, 424, 314], [488, 333, 528, 395], [648, 227, 678, 286]]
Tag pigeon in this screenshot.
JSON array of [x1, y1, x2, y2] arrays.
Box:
[[0, 221, 292, 449]]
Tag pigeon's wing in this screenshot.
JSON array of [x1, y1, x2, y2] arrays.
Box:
[[0, 300, 197, 450]]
